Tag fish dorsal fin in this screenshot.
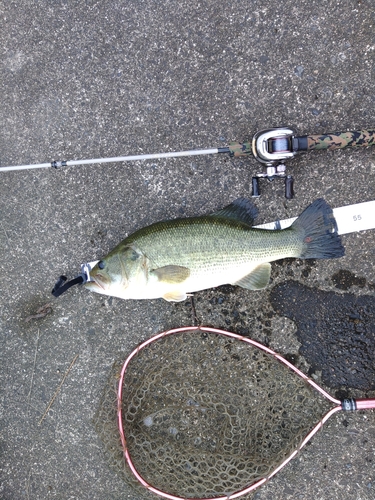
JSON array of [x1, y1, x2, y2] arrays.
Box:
[[233, 263, 272, 290], [151, 265, 190, 284], [210, 198, 258, 227]]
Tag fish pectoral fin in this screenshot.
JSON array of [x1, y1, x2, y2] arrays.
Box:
[[162, 290, 188, 302], [233, 263, 272, 290], [151, 265, 190, 284]]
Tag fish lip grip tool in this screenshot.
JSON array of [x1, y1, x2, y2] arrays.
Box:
[[51, 261, 98, 297]]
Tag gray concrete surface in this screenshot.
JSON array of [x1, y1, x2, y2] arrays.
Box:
[[1, 0, 374, 499]]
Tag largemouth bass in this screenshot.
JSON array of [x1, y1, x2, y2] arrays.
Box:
[[85, 198, 344, 301]]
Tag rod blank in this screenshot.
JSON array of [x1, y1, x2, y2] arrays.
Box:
[[0, 162, 51, 172], [0, 148, 221, 173]]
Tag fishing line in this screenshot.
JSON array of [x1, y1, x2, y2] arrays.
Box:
[[51, 199, 375, 297], [2, 127, 374, 198], [108, 326, 375, 500]]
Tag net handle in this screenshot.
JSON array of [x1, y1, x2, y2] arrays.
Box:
[[116, 326, 375, 500], [356, 399, 375, 410]]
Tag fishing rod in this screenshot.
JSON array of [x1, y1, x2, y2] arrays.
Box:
[[2, 127, 374, 198]]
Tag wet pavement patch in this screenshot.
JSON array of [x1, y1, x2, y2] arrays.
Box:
[[331, 269, 367, 290], [270, 281, 375, 391]]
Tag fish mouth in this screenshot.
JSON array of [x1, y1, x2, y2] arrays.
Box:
[[85, 274, 108, 292]]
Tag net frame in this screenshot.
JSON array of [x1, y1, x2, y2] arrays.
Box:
[[117, 326, 375, 500]]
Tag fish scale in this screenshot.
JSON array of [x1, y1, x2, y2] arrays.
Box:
[[125, 218, 301, 272]]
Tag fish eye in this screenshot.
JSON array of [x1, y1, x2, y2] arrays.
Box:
[[130, 250, 139, 261], [98, 260, 105, 269]]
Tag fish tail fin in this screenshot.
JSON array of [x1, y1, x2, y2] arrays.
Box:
[[291, 198, 345, 259]]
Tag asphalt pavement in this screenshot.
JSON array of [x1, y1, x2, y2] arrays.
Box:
[[1, 1, 374, 499]]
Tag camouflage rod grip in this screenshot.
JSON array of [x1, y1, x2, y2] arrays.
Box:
[[305, 129, 375, 151], [228, 141, 252, 157]]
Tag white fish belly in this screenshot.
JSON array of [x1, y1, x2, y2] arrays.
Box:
[[182, 262, 259, 293]]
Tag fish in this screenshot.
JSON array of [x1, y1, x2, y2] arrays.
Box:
[[84, 198, 344, 302]]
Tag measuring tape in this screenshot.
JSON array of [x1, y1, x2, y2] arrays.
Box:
[[255, 200, 375, 235], [51, 200, 375, 297]]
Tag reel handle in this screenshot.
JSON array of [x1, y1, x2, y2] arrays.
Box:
[[285, 175, 294, 199], [251, 173, 294, 199]]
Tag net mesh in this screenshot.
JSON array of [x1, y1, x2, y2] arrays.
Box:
[[94, 330, 333, 499]]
